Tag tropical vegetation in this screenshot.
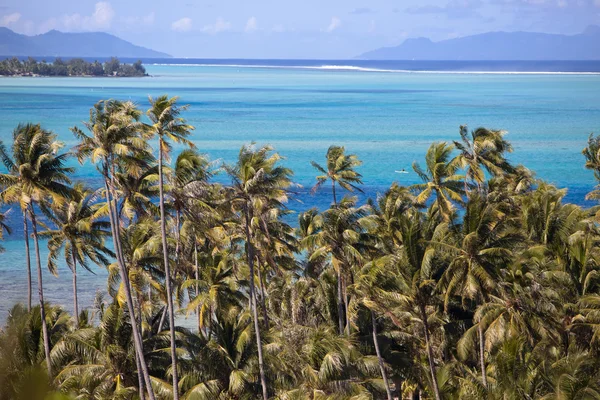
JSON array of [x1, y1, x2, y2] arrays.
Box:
[[1, 100, 600, 399]]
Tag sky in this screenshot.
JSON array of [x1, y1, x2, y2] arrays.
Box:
[[0, 0, 599, 58]]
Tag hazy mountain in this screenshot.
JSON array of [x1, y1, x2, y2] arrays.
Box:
[[0, 28, 170, 58], [359, 26, 600, 60]]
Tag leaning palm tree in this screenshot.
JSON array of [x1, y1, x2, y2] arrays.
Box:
[[40, 183, 113, 326], [0, 123, 73, 375], [412, 142, 466, 222], [311, 145, 363, 205], [226, 144, 292, 400], [72, 99, 156, 400], [146, 94, 195, 400]]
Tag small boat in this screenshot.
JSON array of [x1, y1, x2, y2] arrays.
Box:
[[395, 169, 409, 174]]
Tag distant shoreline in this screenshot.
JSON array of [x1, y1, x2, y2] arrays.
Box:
[[0, 57, 148, 77]]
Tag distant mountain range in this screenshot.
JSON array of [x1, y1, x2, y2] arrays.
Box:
[[359, 26, 600, 60], [0, 28, 170, 58]]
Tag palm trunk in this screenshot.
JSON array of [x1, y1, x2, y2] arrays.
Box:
[[157, 143, 180, 400], [29, 205, 52, 375], [71, 249, 79, 326], [343, 275, 350, 335], [337, 268, 345, 335], [372, 310, 393, 400], [331, 180, 337, 205], [478, 324, 488, 387], [257, 262, 270, 329], [104, 176, 156, 400], [419, 303, 441, 400], [194, 243, 201, 333], [244, 206, 268, 400], [158, 306, 167, 333], [23, 213, 32, 312]]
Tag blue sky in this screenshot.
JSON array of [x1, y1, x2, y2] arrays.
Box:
[[1, 0, 599, 58]]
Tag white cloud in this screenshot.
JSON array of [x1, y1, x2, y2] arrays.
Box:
[[59, 2, 115, 31], [245, 16, 257, 32], [202, 17, 231, 34], [171, 17, 192, 32], [324, 16, 341, 33], [272, 24, 285, 32], [0, 12, 21, 27]]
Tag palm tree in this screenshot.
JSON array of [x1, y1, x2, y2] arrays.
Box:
[[453, 125, 514, 192], [434, 194, 521, 387], [40, 183, 113, 326], [0, 123, 73, 375], [582, 133, 600, 201], [72, 99, 156, 399], [311, 145, 363, 205], [226, 144, 292, 400], [146, 95, 195, 400], [413, 142, 466, 221]]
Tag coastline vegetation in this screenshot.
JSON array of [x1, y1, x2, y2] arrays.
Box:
[[1, 98, 600, 399], [0, 57, 147, 77]]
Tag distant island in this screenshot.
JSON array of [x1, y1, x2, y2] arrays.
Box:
[[0, 27, 169, 58], [0, 57, 147, 77], [359, 25, 600, 60]]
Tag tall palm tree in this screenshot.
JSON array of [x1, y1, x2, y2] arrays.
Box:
[[0, 123, 73, 375], [413, 142, 466, 221], [453, 125, 514, 191], [40, 183, 113, 326], [311, 145, 363, 205], [226, 144, 292, 400], [308, 197, 372, 335], [72, 99, 156, 400], [146, 94, 195, 400]]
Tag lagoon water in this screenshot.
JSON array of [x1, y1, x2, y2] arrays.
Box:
[[1, 61, 600, 320]]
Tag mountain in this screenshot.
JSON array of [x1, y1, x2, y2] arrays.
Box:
[[0, 28, 170, 58], [358, 26, 600, 60]]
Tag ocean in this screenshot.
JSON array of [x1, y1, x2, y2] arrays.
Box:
[[0, 59, 599, 321]]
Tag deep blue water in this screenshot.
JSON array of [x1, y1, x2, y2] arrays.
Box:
[[0, 61, 599, 321]]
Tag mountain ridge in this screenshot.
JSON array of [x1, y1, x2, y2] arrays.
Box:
[[0, 28, 170, 58], [359, 26, 600, 60]]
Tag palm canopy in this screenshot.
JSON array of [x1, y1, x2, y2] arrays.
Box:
[[146, 95, 195, 157], [40, 183, 113, 275], [453, 125, 514, 188], [71, 99, 151, 175], [0, 123, 73, 206], [311, 145, 363, 204], [412, 142, 466, 221]]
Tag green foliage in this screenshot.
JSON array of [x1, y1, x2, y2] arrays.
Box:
[[0, 57, 147, 77], [4, 101, 600, 400]]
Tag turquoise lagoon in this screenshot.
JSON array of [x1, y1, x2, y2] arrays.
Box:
[[0, 63, 599, 320]]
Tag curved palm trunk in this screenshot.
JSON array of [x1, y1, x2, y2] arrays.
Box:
[[419, 303, 441, 400], [157, 145, 180, 400], [29, 206, 51, 375], [478, 324, 488, 387], [23, 214, 32, 312], [71, 249, 79, 326], [372, 310, 393, 400], [244, 206, 269, 400], [104, 177, 156, 400]]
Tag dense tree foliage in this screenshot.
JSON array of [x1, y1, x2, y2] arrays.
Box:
[[1, 97, 600, 399], [0, 57, 146, 77]]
